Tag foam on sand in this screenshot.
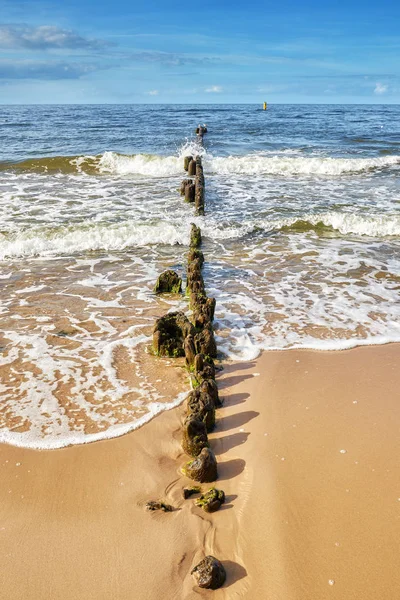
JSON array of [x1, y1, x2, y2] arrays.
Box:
[[0, 322, 189, 450]]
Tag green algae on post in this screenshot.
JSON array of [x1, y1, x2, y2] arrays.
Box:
[[195, 488, 225, 513], [186, 389, 215, 432], [152, 311, 194, 358], [189, 224, 201, 248], [182, 447, 218, 483], [182, 486, 201, 499], [182, 415, 209, 457], [154, 270, 182, 294]]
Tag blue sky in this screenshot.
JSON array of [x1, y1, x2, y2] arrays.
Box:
[[0, 0, 399, 103]]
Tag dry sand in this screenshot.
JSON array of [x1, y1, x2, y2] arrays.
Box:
[[1, 343, 399, 599]]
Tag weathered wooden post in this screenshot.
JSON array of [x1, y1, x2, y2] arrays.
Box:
[[194, 156, 205, 216], [188, 159, 196, 177], [195, 125, 208, 141], [190, 224, 202, 248], [185, 182, 195, 203], [184, 155, 193, 171], [180, 178, 191, 196]]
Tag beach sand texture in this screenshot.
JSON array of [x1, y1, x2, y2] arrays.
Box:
[[1, 343, 399, 599]]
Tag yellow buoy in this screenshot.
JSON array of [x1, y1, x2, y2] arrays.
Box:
[[263, 102, 267, 110]]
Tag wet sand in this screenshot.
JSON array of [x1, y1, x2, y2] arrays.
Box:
[[1, 344, 399, 599]]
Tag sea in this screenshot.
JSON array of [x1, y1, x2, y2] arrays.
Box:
[[0, 104, 399, 448]]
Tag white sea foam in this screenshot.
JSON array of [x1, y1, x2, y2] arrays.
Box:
[[211, 235, 400, 361], [66, 150, 400, 178], [1, 210, 398, 260], [98, 151, 183, 176], [206, 153, 400, 176], [1, 141, 399, 449], [0, 390, 188, 450], [0, 220, 190, 259], [205, 212, 400, 240], [88, 151, 400, 177], [15, 284, 47, 294], [95, 141, 205, 176], [258, 212, 400, 238], [0, 319, 189, 449]]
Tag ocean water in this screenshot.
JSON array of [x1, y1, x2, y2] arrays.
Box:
[[0, 104, 399, 448]]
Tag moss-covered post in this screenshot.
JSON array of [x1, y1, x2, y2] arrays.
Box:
[[190, 224, 202, 248]]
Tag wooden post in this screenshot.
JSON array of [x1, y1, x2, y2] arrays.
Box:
[[190, 224, 202, 248], [194, 156, 205, 215], [180, 179, 191, 196], [188, 159, 196, 177], [185, 182, 195, 203], [184, 155, 193, 171]]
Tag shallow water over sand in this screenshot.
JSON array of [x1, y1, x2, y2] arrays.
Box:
[[0, 104, 399, 446]]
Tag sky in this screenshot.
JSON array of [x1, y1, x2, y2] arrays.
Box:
[[0, 0, 399, 104]]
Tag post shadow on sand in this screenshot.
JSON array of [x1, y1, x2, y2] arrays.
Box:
[[213, 431, 250, 455], [222, 392, 250, 407], [218, 374, 255, 390], [221, 361, 257, 374], [217, 458, 246, 481], [219, 494, 238, 511], [221, 561, 248, 588], [217, 410, 259, 432]]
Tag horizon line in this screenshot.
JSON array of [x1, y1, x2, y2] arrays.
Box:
[[1, 102, 399, 106]]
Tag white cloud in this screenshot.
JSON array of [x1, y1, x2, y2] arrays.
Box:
[[147, 89, 159, 96], [0, 25, 108, 50], [374, 82, 388, 95], [205, 85, 222, 93]]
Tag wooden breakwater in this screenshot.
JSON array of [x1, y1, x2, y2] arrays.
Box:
[[151, 130, 228, 589], [181, 154, 205, 216]]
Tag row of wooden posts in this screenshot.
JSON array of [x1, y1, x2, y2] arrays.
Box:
[[152, 154, 221, 483], [180, 155, 205, 215], [150, 143, 227, 589]]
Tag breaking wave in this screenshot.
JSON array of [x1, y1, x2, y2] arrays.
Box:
[[1, 212, 398, 260], [273, 212, 400, 238], [1, 150, 399, 177], [206, 153, 400, 176], [0, 221, 190, 260]]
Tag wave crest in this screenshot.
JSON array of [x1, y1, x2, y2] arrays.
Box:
[[0, 220, 190, 260], [0, 211, 398, 260], [205, 154, 400, 176], [274, 212, 400, 238], [1, 151, 399, 177]]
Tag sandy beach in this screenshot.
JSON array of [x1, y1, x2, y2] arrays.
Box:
[[1, 343, 399, 599]]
